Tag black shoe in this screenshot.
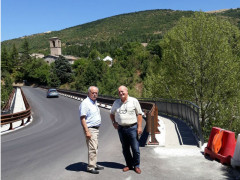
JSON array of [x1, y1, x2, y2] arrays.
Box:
[[96, 165, 104, 170], [87, 169, 99, 174]]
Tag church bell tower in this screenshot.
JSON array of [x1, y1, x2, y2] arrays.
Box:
[[49, 37, 61, 56]]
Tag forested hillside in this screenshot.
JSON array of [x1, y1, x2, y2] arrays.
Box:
[[2, 9, 240, 55], [2, 9, 193, 54]]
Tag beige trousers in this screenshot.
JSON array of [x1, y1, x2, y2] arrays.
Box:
[[86, 128, 99, 170]]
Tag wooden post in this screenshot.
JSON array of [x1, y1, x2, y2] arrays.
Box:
[[154, 106, 160, 134], [148, 116, 159, 145]]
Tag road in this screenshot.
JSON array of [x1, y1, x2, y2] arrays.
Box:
[[1, 86, 240, 180]]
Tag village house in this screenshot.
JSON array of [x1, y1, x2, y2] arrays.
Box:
[[103, 55, 113, 66]]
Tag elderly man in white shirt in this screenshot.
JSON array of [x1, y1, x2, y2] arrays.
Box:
[[110, 85, 143, 174]]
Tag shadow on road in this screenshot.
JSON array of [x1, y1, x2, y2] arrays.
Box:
[[139, 125, 149, 147], [98, 161, 125, 169], [65, 162, 87, 172], [66, 161, 125, 172]]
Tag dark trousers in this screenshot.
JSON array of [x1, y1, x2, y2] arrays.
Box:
[[118, 124, 140, 168]]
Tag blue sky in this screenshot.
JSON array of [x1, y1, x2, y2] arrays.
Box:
[[1, 0, 240, 42]]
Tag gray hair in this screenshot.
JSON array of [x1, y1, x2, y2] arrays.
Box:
[[119, 85, 128, 92], [88, 86, 99, 93]]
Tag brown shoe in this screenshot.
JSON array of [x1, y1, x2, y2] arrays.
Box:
[[134, 167, 141, 174], [123, 166, 130, 172]]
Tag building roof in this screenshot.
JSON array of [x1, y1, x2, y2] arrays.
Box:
[[30, 53, 45, 58], [103, 56, 113, 61], [63, 55, 78, 61], [44, 55, 58, 59]]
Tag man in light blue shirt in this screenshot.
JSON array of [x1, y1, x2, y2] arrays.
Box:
[[79, 86, 104, 174]]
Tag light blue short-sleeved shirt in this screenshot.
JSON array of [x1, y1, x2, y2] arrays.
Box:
[[79, 97, 101, 127]]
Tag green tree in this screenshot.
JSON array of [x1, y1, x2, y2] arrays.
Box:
[[48, 73, 61, 88], [73, 58, 90, 91], [54, 56, 73, 84], [30, 59, 50, 85], [21, 39, 31, 63], [10, 44, 19, 70], [15, 39, 32, 82], [144, 12, 240, 137], [146, 40, 163, 59], [72, 58, 89, 76], [88, 49, 101, 60], [82, 59, 107, 87], [3, 44, 20, 73], [48, 63, 61, 87], [1, 72, 13, 108], [74, 57, 109, 92], [97, 63, 123, 96], [13, 71, 24, 83], [1, 45, 10, 72]]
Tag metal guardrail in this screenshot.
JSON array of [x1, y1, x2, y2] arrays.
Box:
[[1, 88, 31, 130], [156, 99, 204, 146], [1, 88, 16, 115], [139, 98, 204, 147]]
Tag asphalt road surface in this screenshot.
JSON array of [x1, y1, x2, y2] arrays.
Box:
[[1, 86, 240, 180]]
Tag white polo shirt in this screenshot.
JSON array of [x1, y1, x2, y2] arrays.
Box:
[[110, 96, 143, 126]]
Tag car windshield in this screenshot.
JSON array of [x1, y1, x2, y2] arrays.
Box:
[[49, 89, 57, 93]]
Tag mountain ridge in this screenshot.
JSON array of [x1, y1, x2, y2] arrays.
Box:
[[2, 8, 240, 55]]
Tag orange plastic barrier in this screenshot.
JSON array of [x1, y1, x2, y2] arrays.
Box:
[[204, 127, 236, 165], [211, 130, 224, 154]]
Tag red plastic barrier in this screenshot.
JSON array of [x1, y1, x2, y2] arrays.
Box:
[[205, 127, 222, 150], [204, 127, 236, 165]]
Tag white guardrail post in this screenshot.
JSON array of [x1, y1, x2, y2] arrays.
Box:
[[231, 134, 240, 168]]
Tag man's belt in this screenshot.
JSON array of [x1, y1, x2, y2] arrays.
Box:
[[120, 123, 137, 128], [89, 126, 100, 129]]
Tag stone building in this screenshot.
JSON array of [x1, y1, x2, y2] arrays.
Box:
[[49, 37, 62, 56], [44, 37, 78, 64]]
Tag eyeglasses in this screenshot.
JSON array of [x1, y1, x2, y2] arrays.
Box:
[[90, 92, 98, 95]]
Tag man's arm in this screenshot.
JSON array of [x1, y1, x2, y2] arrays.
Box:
[[137, 114, 143, 135], [80, 116, 91, 139], [110, 114, 118, 129]]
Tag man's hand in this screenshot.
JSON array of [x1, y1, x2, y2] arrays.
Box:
[[110, 114, 119, 129], [85, 131, 91, 139], [137, 126, 142, 135], [137, 114, 143, 135], [113, 122, 119, 129], [81, 116, 91, 139]]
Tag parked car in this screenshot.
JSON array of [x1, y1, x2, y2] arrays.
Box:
[[46, 89, 59, 98]]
